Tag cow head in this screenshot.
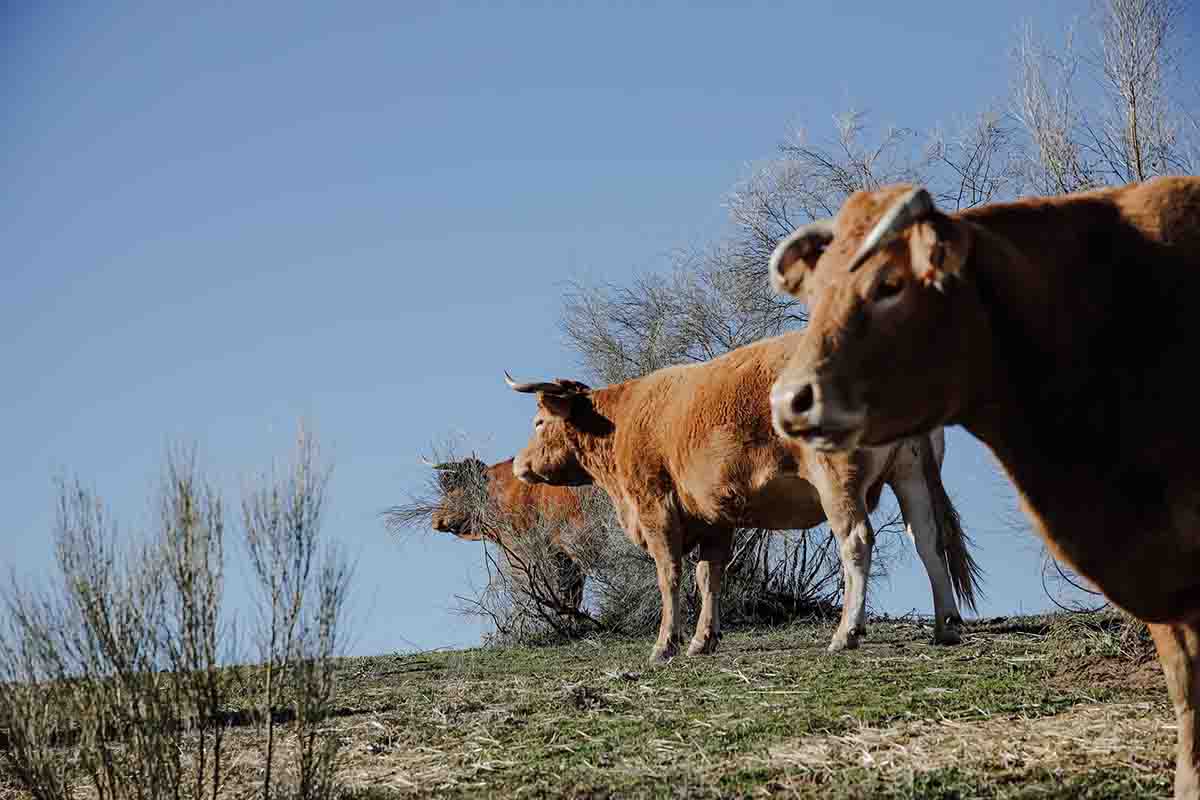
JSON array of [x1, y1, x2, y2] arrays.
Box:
[[769, 184, 988, 451], [426, 456, 490, 539], [506, 373, 598, 487]]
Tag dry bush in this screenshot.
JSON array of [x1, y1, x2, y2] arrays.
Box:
[[384, 443, 596, 644], [1012, 0, 1195, 192], [0, 428, 351, 800], [455, 482, 602, 645], [1047, 608, 1156, 665], [243, 426, 351, 800], [0, 454, 228, 800]]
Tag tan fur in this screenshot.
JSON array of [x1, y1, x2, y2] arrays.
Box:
[[775, 176, 1200, 798], [512, 333, 980, 661]]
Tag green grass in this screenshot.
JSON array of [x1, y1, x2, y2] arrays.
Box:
[[319, 615, 1172, 798], [1, 615, 1175, 798]]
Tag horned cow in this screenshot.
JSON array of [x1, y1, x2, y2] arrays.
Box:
[[505, 330, 981, 663], [768, 176, 1200, 798]]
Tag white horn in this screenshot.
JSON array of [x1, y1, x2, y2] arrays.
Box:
[[847, 187, 935, 272], [505, 371, 567, 394]]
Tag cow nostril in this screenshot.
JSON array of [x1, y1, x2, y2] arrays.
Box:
[[789, 384, 815, 416]]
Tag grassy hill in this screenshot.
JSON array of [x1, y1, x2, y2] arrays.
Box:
[[0, 615, 1174, 799]]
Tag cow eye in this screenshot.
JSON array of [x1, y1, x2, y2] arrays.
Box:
[[872, 274, 905, 303]]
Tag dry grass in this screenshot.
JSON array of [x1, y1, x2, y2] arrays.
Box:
[[770, 701, 1173, 782], [1, 614, 1175, 799]]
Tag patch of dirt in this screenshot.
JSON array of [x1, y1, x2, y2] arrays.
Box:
[[769, 701, 1175, 780], [1050, 654, 1166, 694]]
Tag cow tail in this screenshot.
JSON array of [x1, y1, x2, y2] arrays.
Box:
[[922, 437, 983, 614]]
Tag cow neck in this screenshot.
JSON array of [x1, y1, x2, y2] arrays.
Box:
[[956, 211, 1120, 534], [570, 385, 623, 488], [962, 195, 1124, 414], [959, 207, 1092, 420]]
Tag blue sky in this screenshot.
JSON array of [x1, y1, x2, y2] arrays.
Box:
[[3, 1, 1111, 656]]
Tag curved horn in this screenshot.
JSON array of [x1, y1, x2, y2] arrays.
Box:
[[769, 218, 836, 294], [847, 187, 935, 272], [504, 371, 566, 394]]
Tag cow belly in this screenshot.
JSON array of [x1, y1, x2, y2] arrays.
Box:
[[741, 475, 828, 531], [1035, 478, 1200, 624], [1085, 524, 1200, 623]]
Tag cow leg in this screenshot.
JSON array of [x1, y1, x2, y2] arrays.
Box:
[[1151, 621, 1200, 799], [827, 501, 874, 653], [645, 528, 685, 665], [891, 473, 962, 645], [688, 533, 732, 657]]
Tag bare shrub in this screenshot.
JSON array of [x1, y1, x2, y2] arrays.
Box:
[[453, 479, 601, 644], [729, 105, 1022, 272], [1089, 0, 1192, 181], [1011, 22, 1100, 194], [384, 441, 594, 644], [0, 428, 351, 800], [560, 249, 802, 385], [1011, 0, 1195, 192], [0, 595, 75, 799], [926, 111, 1027, 209], [243, 426, 351, 800], [0, 452, 228, 800]]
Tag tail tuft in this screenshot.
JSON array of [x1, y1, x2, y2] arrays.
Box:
[[921, 437, 983, 613]]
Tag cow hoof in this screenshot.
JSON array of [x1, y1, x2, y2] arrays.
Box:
[[827, 633, 861, 653], [687, 635, 719, 656], [934, 627, 962, 645], [934, 615, 964, 645], [649, 641, 679, 665]]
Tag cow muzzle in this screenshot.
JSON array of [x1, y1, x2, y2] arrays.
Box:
[[513, 460, 545, 485], [770, 374, 867, 453]]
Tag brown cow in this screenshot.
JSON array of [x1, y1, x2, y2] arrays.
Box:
[[428, 456, 586, 613], [767, 177, 1200, 798], [505, 332, 981, 664]]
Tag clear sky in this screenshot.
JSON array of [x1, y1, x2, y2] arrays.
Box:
[[4, 0, 1121, 656]]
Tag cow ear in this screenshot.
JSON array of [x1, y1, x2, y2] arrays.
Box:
[[769, 220, 835, 297], [907, 214, 971, 291]]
